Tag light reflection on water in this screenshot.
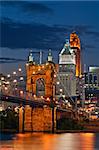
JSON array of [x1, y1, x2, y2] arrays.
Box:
[[0, 133, 98, 150]]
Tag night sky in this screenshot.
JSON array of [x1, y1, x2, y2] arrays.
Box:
[[0, 1, 99, 74]]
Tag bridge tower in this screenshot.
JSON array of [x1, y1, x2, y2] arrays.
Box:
[[70, 32, 81, 77], [26, 50, 57, 98], [19, 50, 57, 132]]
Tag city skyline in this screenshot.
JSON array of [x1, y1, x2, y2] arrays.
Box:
[[0, 1, 99, 74]]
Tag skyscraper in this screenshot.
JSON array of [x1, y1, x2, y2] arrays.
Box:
[[70, 32, 81, 77], [56, 39, 76, 98]]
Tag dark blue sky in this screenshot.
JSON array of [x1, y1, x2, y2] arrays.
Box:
[[0, 1, 99, 74]]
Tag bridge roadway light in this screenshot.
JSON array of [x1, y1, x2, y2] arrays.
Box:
[[46, 97, 50, 101], [20, 90, 24, 95], [54, 74, 56, 78], [42, 65, 45, 68], [33, 71, 35, 74], [38, 68, 41, 71]]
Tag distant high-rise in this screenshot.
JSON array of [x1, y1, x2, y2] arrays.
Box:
[[84, 66, 99, 103], [57, 39, 76, 97], [70, 32, 81, 77]]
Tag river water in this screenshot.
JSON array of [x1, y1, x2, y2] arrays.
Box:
[[0, 133, 99, 150]]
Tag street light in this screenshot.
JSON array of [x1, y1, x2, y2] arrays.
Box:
[[20, 77, 24, 81], [60, 89, 63, 92], [5, 87, 8, 90], [20, 90, 23, 94], [13, 71, 16, 75], [42, 65, 45, 68], [57, 81, 59, 85], [7, 74, 11, 78], [18, 68, 22, 72], [13, 79, 17, 83], [54, 74, 56, 78], [1, 77, 4, 81], [33, 71, 35, 74]]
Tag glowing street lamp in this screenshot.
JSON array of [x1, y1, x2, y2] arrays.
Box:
[[18, 68, 22, 72], [20, 77, 24, 81], [13, 71, 16, 75], [60, 89, 63, 92], [65, 100, 68, 103], [46, 97, 50, 101], [26, 63, 29, 66], [38, 68, 41, 71], [1, 77, 4, 81], [20, 90, 23, 94], [33, 94, 36, 98], [13, 79, 17, 83], [33, 71, 35, 74], [57, 81, 59, 85], [41, 96, 44, 99], [54, 74, 56, 78], [5, 87, 8, 90], [7, 74, 11, 78], [42, 65, 44, 68]]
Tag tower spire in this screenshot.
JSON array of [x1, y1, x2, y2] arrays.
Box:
[[47, 49, 53, 62], [28, 50, 34, 63]]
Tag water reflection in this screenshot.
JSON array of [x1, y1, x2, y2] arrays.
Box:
[[79, 133, 95, 150], [0, 133, 98, 150]]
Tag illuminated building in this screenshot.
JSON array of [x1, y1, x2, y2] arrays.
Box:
[[70, 32, 81, 77], [84, 66, 99, 105], [56, 39, 76, 98], [26, 32, 82, 101], [26, 50, 57, 98]]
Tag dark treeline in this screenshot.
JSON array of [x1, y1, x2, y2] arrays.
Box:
[[57, 117, 84, 130], [0, 106, 19, 132]]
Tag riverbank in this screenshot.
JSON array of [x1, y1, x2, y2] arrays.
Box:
[[1, 129, 99, 134]]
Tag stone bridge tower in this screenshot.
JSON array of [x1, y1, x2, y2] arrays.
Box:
[[26, 50, 57, 99]]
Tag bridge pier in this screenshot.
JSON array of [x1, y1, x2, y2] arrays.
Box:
[[19, 106, 76, 132], [19, 106, 24, 133], [19, 105, 56, 132], [24, 105, 32, 132]]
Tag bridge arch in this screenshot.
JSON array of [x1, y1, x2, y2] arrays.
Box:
[[36, 78, 45, 96]]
